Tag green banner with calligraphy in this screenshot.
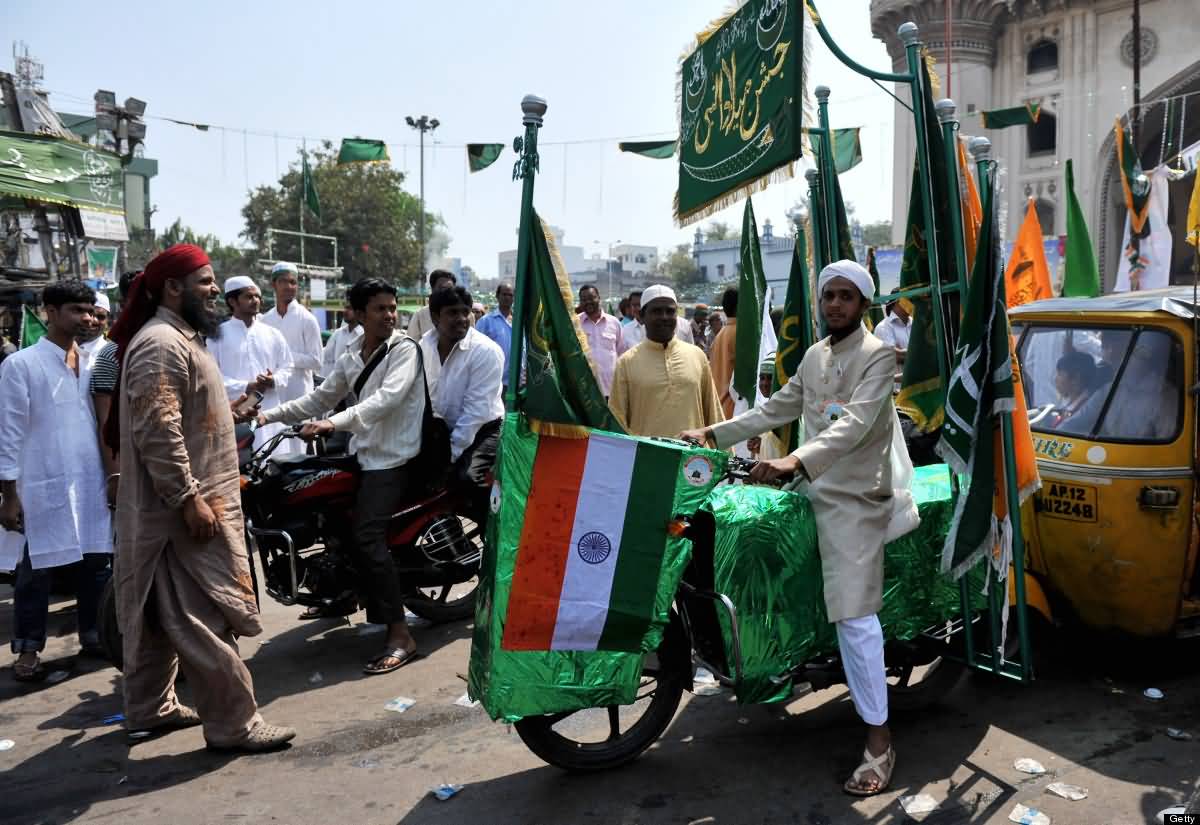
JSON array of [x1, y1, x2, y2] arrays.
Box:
[[0, 131, 124, 214], [676, 0, 805, 225]]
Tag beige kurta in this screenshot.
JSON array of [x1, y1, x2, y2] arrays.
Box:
[[710, 325, 898, 623], [115, 307, 262, 744], [609, 337, 725, 438], [708, 319, 738, 419]]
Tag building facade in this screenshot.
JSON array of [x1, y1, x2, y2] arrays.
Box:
[[693, 219, 797, 301], [870, 0, 1200, 290]]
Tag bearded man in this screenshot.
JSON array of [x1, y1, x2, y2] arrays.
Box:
[[109, 244, 294, 752], [681, 260, 915, 797]]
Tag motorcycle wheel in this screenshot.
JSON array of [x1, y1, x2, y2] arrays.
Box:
[[403, 514, 483, 623], [513, 627, 686, 772], [96, 576, 124, 672]]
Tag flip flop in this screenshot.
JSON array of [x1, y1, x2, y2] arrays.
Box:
[[844, 745, 895, 797], [363, 647, 421, 676], [298, 600, 357, 620], [13, 657, 45, 683]]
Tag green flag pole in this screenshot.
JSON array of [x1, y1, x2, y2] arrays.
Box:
[[506, 95, 547, 412]]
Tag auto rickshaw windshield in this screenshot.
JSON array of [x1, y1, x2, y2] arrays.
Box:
[[1014, 323, 1184, 444]]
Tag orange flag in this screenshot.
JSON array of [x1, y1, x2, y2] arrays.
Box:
[[1005, 200, 1054, 308], [958, 136, 983, 268]]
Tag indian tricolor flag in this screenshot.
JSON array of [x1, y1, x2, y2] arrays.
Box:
[[501, 432, 683, 652]]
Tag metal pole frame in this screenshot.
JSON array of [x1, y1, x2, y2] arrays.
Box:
[[504, 95, 547, 411]]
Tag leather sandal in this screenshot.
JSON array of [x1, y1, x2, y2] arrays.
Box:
[[844, 746, 895, 797], [206, 721, 296, 753], [13, 656, 45, 683], [363, 647, 420, 675]]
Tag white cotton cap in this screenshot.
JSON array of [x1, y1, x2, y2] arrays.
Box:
[[93, 292, 110, 312], [271, 261, 299, 277], [224, 275, 256, 294], [817, 259, 874, 301], [640, 283, 678, 308]]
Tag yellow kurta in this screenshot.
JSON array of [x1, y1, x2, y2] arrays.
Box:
[[609, 337, 724, 438]]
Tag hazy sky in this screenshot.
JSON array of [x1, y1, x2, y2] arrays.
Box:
[[13, 0, 898, 277]]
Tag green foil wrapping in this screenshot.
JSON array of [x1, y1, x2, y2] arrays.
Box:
[[704, 465, 973, 703], [468, 414, 727, 721]]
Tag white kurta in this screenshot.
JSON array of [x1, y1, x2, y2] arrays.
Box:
[[321, 323, 363, 378], [0, 337, 112, 570], [207, 318, 294, 450], [260, 301, 323, 402], [710, 325, 903, 622]]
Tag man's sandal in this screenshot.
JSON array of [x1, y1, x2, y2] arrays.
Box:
[[127, 705, 203, 744], [844, 746, 895, 797], [298, 600, 357, 620], [13, 657, 45, 683], [363, 647, 420, 675]]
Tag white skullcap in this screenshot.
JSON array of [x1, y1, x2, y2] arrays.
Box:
[[817, 259, 874, 301], [93, 292, 111, 312], [640, 283, 678, 308], [224, 275, 257, 294], [271, 261, 299, 277], [472, 302, 485, 312]]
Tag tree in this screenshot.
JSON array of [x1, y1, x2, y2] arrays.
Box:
[[240, 142, 441, 288], [862, 220, 893, 248], [704, 220, 737, 242], [657, 244, 702, 287], [125, 220, 252, 274]]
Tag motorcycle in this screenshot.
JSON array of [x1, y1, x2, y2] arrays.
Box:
[[96, 424, 483, 670], [512, 457, 965, 772]]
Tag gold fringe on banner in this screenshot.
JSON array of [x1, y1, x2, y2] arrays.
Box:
[[675, 163, 796, 227], [923, 48, 942, 97]]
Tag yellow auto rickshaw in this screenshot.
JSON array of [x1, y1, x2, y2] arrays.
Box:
[[1010, 287, 1200, 640]]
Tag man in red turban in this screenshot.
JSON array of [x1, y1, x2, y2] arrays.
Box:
[[113, 244, 295, 752]]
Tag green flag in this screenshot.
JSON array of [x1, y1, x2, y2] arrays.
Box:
[[1114, 118, 1152, 282], [772, 229, 815, 452], [619, 140, 677, 160], [831, 174, 855, 262], [936, 171, 1012, 578], [467, 143, 505, 173], [865, 247, 885, 330], [301, 152, 321, 220], [809, 127, 863, 174], [20, 305, 46, 348], [676, 0, 805, 224], [980, 102, 1040, 129], [734, 197, 775, 403], [1061, 159, 1100, 298], [519, 211, 625, 435], [337, 138, 390, 165], [896, 61, 956, 434]]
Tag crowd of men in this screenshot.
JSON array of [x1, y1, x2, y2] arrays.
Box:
[[1, 246, 914, 794]]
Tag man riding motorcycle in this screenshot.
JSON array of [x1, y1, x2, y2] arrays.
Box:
[[258, 277, 425, 676]]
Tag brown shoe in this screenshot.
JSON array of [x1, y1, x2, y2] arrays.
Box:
[[206, 721, 296, 753], [127, 705, 202, 744]]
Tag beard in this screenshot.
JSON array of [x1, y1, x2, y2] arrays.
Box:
[[181, 290, 222, 338]]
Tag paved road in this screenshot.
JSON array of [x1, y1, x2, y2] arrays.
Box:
[[2, 580, 1198, 825]]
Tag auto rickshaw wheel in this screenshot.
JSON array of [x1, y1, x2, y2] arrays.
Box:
[[885, 637, 967, 712]]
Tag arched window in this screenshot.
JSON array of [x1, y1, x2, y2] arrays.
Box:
[[1027, 110, 1057, 156], [1034, 198, 1056, 235], [1027, 39, 1058, 75]]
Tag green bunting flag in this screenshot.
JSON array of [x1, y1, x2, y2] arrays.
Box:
[[337, 138, 390, 165], [936, 169, 1013, 578], [301, 152, 321, 220], [519, 211, 625, 435], [20, 305, 47, 349], [734, 198, 773, 403], [676, 0, 805, 225], [1061, 160, 1100, 298], [981, 102, 1041, 129], [619, 140, 677, 159], [772, 229, 815, 452], [896, 61, 956, 434], [467, 143, 505, 173]]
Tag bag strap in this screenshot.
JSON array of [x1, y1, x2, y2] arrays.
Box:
[[405, 337, 437, 426], [351, 337, 397, 399]]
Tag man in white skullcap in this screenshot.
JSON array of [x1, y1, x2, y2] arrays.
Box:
[[260, 262, 323, 409], [681, 260, 918, 797], [207, 276, 296, 451], [609, 284, 723, 438], [78, 290, 112, 363]]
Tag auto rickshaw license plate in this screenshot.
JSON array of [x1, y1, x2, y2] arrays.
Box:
[[1034, 481, 1098, 522]]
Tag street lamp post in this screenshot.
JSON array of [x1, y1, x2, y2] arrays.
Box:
[[405, 115, 440, 279]]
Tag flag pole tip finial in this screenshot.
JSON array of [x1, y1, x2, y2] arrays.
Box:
[[968, 136, 993, 161], [804, 168, 819, 185], [935, 98, 957, 122], [521, 95, 548, 126], [898, 22, 921, 46], [815, 85, 831, 102]]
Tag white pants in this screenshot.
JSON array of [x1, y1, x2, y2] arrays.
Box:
[[836, 613, 888, 726]]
